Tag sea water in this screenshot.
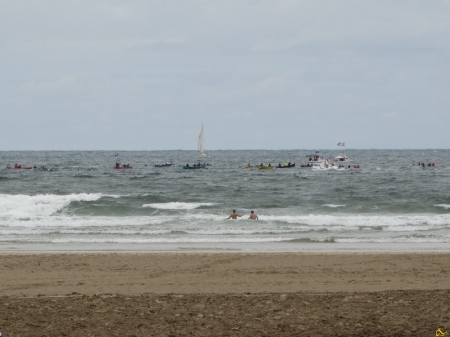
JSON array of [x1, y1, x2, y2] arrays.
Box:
[[1, 149, 450, 252]]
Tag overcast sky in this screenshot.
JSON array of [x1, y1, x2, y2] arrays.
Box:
[[1, 0, 449, 150]]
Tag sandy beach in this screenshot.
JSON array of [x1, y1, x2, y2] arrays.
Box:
[[1, 252, 450, 336]]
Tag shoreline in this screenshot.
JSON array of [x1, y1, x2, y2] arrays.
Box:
[[1, 250, 450, 255], [2, 242, 450, 253]]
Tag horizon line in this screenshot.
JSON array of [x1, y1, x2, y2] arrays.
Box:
[[0, 148, 447, 152]]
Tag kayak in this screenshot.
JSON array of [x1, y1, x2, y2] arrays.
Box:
[[38, 166, 53, 171], [183, 163, 207, 169], [7, 166, 33, 170], [154, 163, 173, 168], [257, 165, 274, 170], [114, 166, 133, 169], [183, 162, 210, 169], [245, 165, 253, 168]]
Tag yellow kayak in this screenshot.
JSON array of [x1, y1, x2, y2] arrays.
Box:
[[246, 165, 254, 168], [257, 165, 274, 170]]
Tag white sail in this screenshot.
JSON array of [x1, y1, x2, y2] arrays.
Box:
[[198, 125, 206, 156]]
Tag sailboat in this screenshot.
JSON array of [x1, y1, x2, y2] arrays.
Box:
[[198, 125, 207, 157]]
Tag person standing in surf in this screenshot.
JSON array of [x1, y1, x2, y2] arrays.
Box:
[[226, 210, 243, 220], [248, 211, 258, 220]]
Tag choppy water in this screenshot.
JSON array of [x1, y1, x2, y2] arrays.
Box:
[[1, 150, 450, 251]]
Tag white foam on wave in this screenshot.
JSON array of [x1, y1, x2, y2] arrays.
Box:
[[322, 204, 346, 208], [171, 213, 450, 230], [259, 214, 450, 228], [435, 204, 450, 210], [0, 193, 104, 219], [2, 208, 450, 245], [0, 215, 175, 228], [2, 223, 446, 237], [143, 202, 215, 210], [335, 236, 450, 243], [3, 209, 450, 231], [48, 237, 293, 244]]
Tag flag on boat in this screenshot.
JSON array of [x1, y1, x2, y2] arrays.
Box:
[[114, 154, 119, 159], [315, 151, 320, 154], [342, 142, 345, 146], [337, 142, 341, 146]]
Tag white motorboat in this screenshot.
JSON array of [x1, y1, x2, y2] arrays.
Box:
[[334, 152, 353, 162], [305, 154, 324, 164], [312, 160, 350, 171], [312, 159, 332, 170]]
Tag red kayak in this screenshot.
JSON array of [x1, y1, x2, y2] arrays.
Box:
[[8, 166, 33, 170]]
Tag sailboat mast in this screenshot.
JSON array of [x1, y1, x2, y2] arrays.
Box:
[[198, 125, 204, 154]]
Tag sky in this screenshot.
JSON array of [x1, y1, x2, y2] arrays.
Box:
[[1, 0, 449, 150]]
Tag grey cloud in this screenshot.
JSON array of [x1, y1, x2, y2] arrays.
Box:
[[1, 1, 450, 150]]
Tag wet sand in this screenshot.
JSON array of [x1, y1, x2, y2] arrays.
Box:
[[1, 252, 450, 336]]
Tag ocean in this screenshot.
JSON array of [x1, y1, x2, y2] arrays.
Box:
[[1, 149, 450, 252]]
